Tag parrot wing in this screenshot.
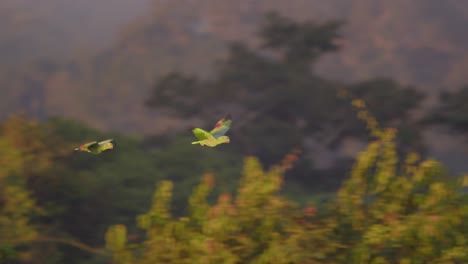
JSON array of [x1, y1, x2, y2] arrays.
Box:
[[98, 139, 114, 145], [192, 128, 214, 141], [209, 114, 232, 138], [83, 141, 99, 152]]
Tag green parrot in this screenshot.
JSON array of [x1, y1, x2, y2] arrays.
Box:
[[191, 114, 232, 147], [74, 139, 115, 154]]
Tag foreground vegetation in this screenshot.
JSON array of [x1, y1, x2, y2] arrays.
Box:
[[1, 99, 467, 264], [1, 9, 468, 264], [104, 100, 468, 264]]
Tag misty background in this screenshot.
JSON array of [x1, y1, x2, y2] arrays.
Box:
[[2, 0, 468, 173], [1, 1, 468, 263]]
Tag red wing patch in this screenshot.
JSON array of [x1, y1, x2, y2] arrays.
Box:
[[213, 114, 231, 129]]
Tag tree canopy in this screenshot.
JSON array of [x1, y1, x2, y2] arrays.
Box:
[[146, 12, 427, 191], [105, 108, 468, 263]]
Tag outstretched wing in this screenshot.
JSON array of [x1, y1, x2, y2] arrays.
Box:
[[82, 141, 99, 152], [98, 139, 114, 145], [192, 128, 213, 141], [210, 114, 232, 138]]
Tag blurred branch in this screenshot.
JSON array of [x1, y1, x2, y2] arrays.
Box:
[[5, 236, 109, 256]]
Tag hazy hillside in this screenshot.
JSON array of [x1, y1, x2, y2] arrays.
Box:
[[318, 0, 468, 90], [2, 0, 468, 135], [135, 0, 468, 90], [0, 0, 149, 63], [5, 0, 468, 88]]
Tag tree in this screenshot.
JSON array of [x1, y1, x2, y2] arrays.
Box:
[[146, 12, 427, 190], [331, 100, 468, 263], [106, 100, 468, 263], [0, 115, 64, 263], [425, 85, 468, 134], [105, 149, 338, 264]]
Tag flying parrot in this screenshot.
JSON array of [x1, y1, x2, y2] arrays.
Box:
[[74, 139, 115, 154], [191, 114, 232, 147]]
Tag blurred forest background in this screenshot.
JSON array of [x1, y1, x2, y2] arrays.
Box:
[[0, 0, 467, 263]]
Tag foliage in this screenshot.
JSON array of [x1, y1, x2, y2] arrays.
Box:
[[0, 102, 465, 264], [0, 115, 244, 263], [334, 100, 468, 263], [259, 12, 342, 69], [0, 184, 40, 262], [106, 150, 333, 264], [146, 13, 427, 192], [0, 5, 466, 264], [425, 85, 468, 134], [0, 115, 57, 262], [106, 98, 467, 263]]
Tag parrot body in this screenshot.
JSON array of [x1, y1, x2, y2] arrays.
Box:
[[74, 139, 115, 154], [191, 115, 232, 147]]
